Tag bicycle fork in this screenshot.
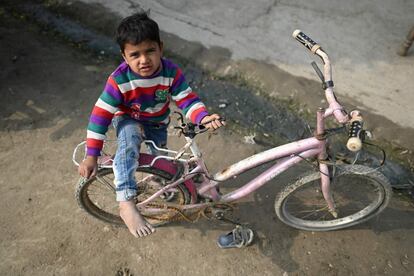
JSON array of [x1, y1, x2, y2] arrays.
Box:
[[316, 108, 338, 218], [320, 162, 338, 218]]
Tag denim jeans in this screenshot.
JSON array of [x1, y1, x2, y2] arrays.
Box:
[[112, 116, 168, 201]]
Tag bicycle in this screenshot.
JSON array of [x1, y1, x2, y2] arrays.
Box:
[[73, 30, 392, 243]]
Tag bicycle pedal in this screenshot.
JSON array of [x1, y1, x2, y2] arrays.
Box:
[[212, 209, 225, 219]]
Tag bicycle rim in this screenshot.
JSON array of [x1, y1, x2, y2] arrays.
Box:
[[76, 167, 191, 227], [275, 165, 391, 231]]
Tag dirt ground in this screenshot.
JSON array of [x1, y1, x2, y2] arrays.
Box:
[[1, 6, 414, 276]]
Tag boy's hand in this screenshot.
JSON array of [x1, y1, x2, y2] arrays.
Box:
[[78, 156, 98, 179], [201, 114, 225, 130]]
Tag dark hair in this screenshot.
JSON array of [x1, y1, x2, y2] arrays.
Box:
[[116, 11, 161, 52]]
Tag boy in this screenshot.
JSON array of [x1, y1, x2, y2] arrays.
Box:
[[78, 12, 224, 238]]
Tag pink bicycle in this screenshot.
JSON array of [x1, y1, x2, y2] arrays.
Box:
[[73, 31, 391, 244]]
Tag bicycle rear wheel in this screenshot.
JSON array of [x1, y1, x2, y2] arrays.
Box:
[[275, 164, 392, 231], [76, 167, 191, 227]]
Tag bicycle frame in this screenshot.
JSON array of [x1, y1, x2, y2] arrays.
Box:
[[135, 46, 351, 214], [135, 107, 337, 211]]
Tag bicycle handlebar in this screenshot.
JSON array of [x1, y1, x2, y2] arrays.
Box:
[[346, 110, 364, 152], [292, 30, 322, 54], [293, 30, 367, 152], [173, 112, 226, 138], [292, 30, 349, 122], [174, 122, 206, 138]]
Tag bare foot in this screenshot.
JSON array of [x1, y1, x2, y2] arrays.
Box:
[[119, 200, 155, 238]]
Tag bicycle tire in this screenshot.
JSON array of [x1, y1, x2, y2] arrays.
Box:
[[275, 164, 392, 231], [76, 167, 191, 227]]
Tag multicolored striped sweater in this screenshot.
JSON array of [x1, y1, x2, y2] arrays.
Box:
[[86, 58, 208, 156]]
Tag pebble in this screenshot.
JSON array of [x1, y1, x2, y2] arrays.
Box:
[[84, 65, 100, 72], [243, 134, 256, 144], [401, 254, 409, 267]]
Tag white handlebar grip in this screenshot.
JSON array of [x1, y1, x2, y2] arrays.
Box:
[[346, 111, 363, 152], [347, 137, 362, 152], [292, 29, 302, 39], [292, 30, 321, 53]]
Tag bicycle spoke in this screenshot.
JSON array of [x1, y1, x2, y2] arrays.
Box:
[[89, 182, 113, 191], [320, 212, 330, 221], [295, 207, 329, 219], [88, 185, 114, 197], [290, 205, 328, 214], [96, 175, 116, 192], [86, 191, 102, 196]]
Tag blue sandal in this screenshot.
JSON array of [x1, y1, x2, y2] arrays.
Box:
[[217, 225, 254, 249]]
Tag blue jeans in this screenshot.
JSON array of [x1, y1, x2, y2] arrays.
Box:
[[112, 116, 168, 201]]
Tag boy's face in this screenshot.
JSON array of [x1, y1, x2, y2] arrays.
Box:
[[122, 40, 163, 77]]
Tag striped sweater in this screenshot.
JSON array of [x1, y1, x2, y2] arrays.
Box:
[[86, 58, 208, 156]]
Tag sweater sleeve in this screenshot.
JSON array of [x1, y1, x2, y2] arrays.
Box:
[[86, 76, 122, 156], [170, 67, 208, 124]]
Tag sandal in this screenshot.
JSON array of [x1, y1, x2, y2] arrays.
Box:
[[217, 225, 254, 249]]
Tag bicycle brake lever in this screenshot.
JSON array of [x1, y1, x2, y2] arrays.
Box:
[[174, 111, 185, 124], [311, 61, 325, 83], [173, 126, 184, 137]]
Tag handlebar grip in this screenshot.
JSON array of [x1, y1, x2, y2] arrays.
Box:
[[346, 111, 363, 152], [292, 30, 321, 53]]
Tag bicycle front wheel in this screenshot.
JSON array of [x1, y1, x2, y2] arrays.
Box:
[[76, 167, 191, 227], [275, 165, 392, 231]]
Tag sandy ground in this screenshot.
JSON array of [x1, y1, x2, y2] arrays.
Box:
[[1, 5, 414, 276]]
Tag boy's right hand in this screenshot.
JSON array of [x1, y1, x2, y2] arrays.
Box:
[[78, 156, 98, 179]]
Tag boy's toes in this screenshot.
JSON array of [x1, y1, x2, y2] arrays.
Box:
[[143, 225, 154, 235], [141, 228, 149, 237], [138, 226, 152, 237], [130, 229, 139, 238], [137, 229, 146, 237], [146, 223, 156, 233]]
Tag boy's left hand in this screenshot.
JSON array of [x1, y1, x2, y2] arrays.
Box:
[[200, 114, 225, 130]]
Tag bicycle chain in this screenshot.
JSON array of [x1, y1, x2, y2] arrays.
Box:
[[141, 202, 236, 223], [142, 202, 200, 223]]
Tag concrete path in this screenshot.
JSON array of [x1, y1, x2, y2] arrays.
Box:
[[78, 0, 414, 129]]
